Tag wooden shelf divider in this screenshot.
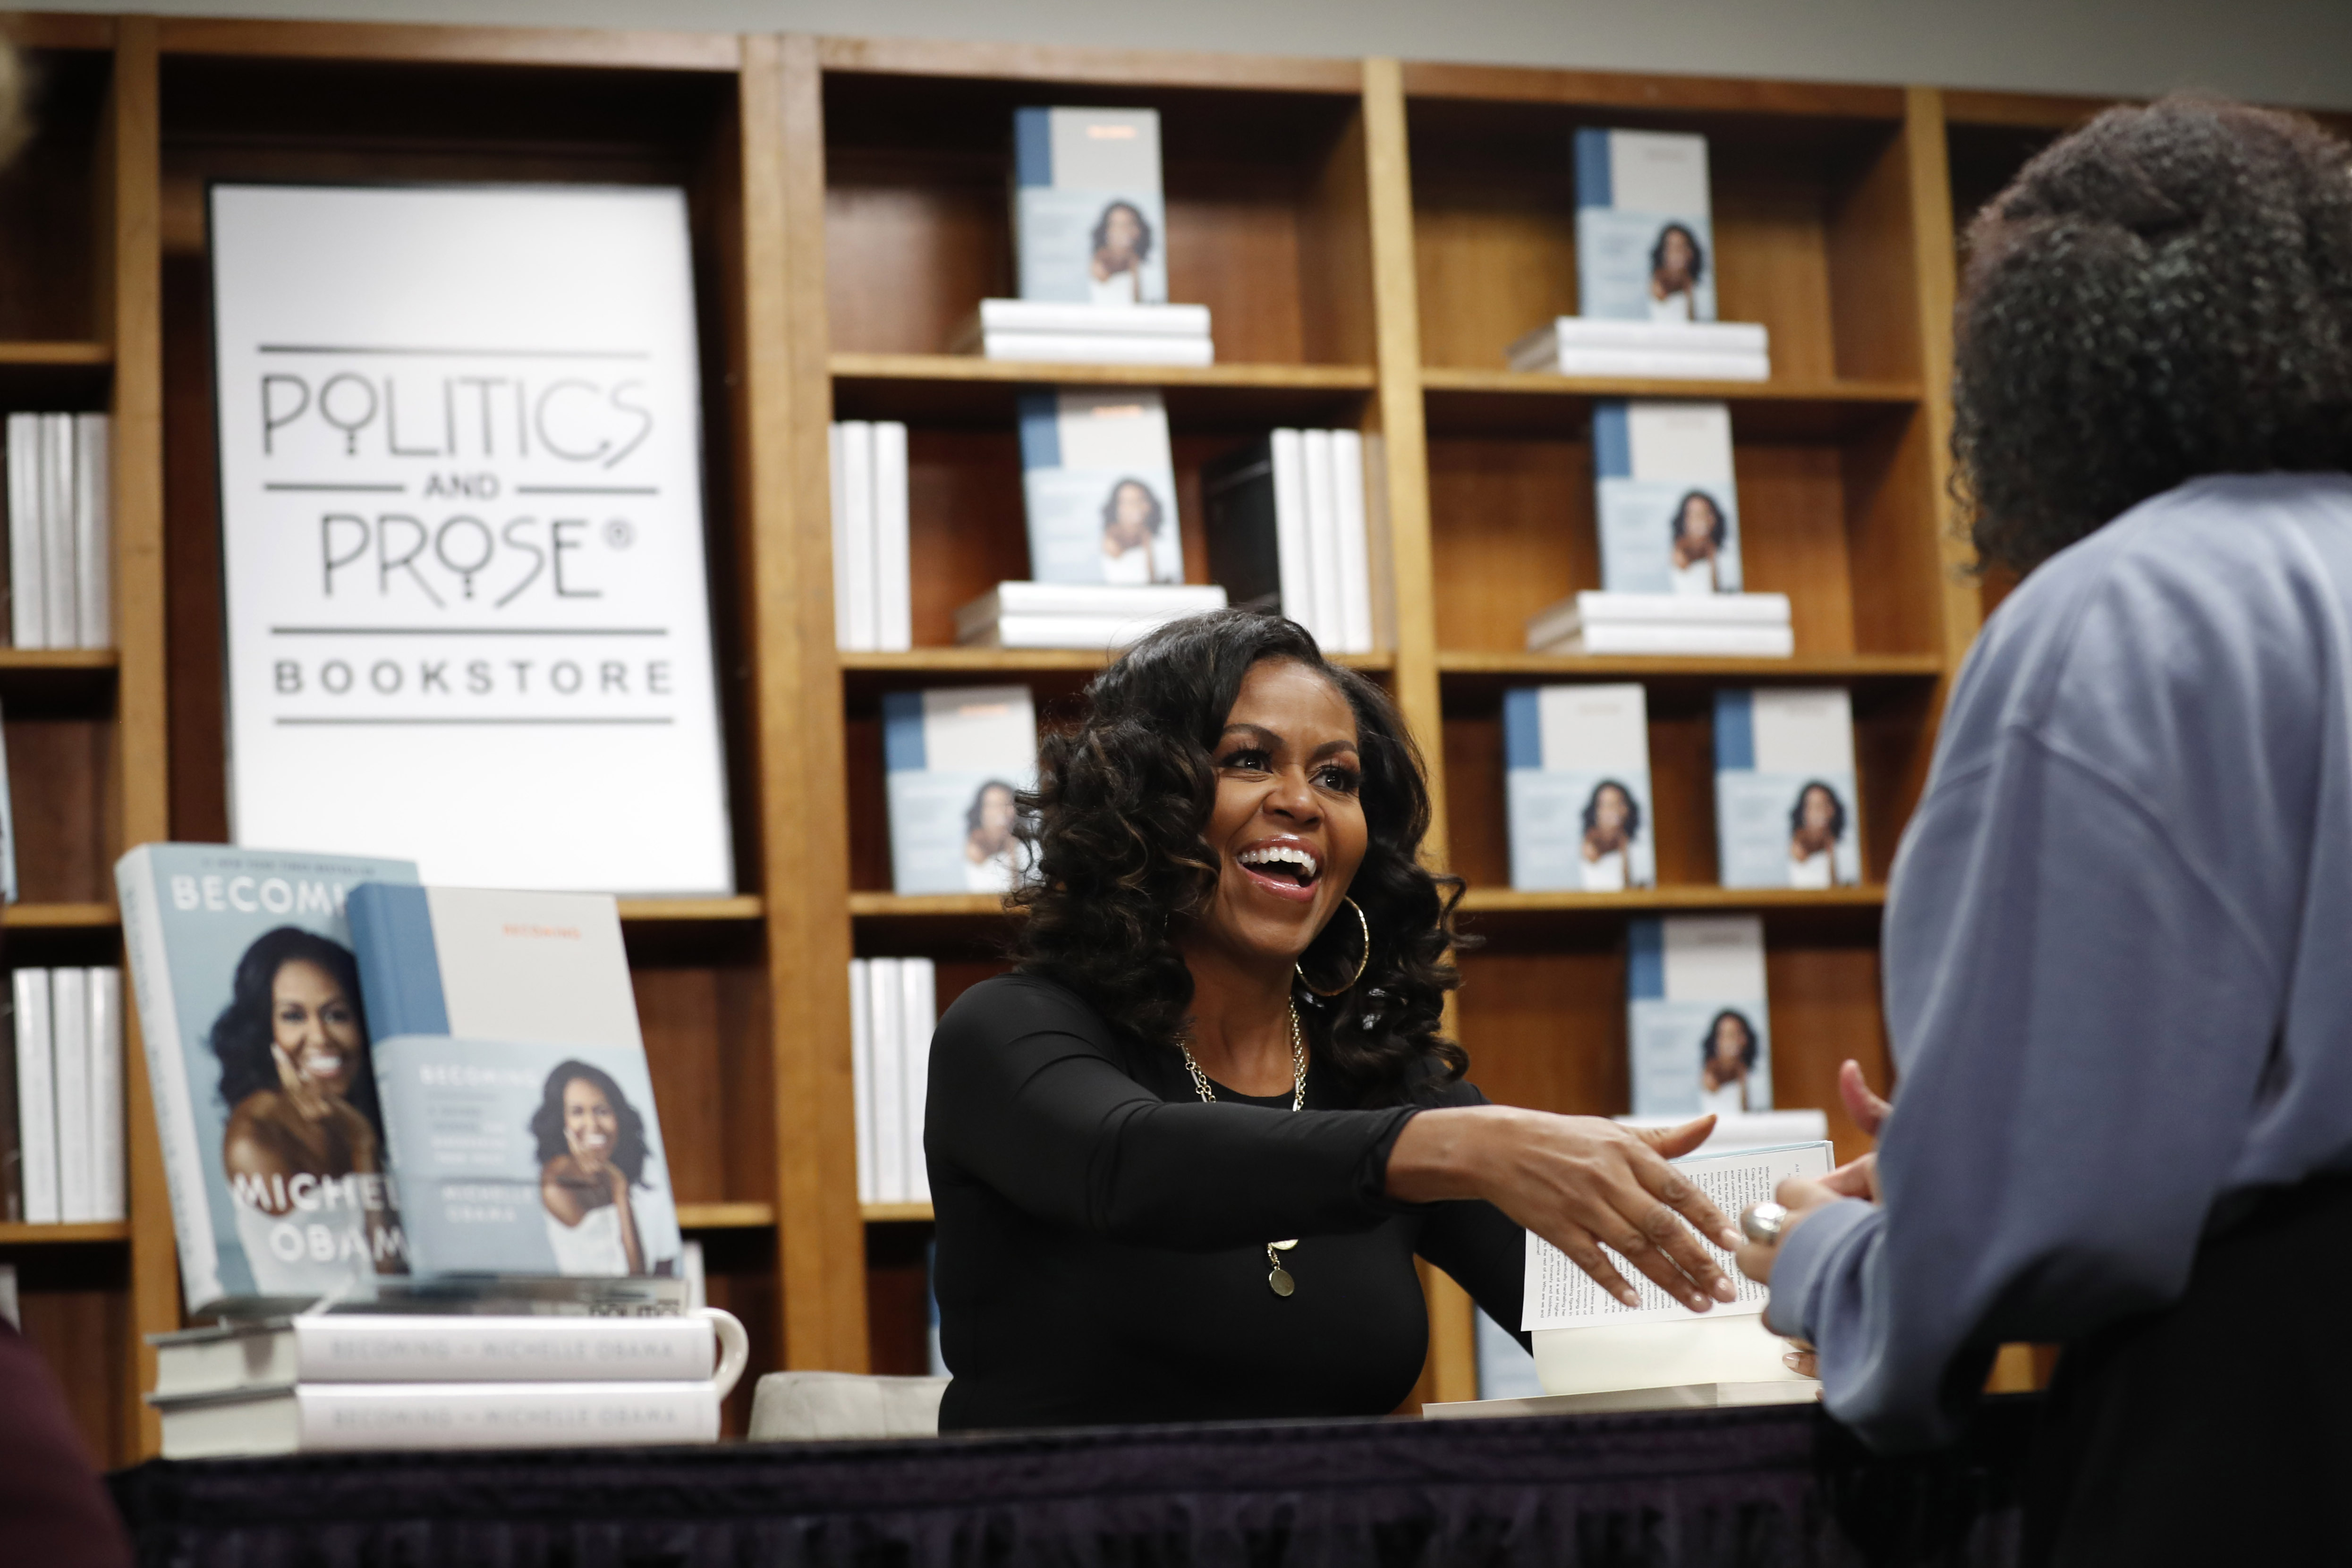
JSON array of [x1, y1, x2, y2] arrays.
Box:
[[0, 1221, 133, 1246]]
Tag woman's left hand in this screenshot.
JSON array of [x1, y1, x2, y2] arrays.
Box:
[[1734, 1154, 1877, 1288]]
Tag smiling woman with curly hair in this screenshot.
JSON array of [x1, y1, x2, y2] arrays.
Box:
[[926, 610, 1741, 1431]]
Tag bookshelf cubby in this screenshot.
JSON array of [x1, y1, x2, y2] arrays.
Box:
[[8, 11, 2310, 1458]]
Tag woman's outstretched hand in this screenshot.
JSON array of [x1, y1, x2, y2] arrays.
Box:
[[1387, 1106, 1743, 1313]]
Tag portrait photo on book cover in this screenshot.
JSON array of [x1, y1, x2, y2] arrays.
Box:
[[1598, 478, 1743, 595], [1505, 768, 1657, 892], [1088, 198, 1155, 306], [1715, 767, 1860, 888], [1018, 188, 1169, 305], [1648, 221, 1706, 323], [1575, 208, 1719, 322], [1630, 998, 1774, 1118], [1099, 475, 1175, 585], [1667, 487, 1733, 594], [1698, 1007, 1762, 1115], [962, 778, 1028, 893], [533, 1059, 672, 1276], [209, 926, 408, 1295], [1786, 778, 1856, 889]]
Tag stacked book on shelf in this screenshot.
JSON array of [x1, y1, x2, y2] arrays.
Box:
[[6, 966, 125, 1225], [955, 581, 1226, 649], [953, 105, 1214, 366], [147, 1295, 746, 1458], [883, 685, 1038, 895], [118, 844, 736, 1454], [1506, 130, 1769, 381], [831, 420, 912, 652], [1202, 428, 1378, 654], [850, 957, 938, 1208], [6, 412, 111, 649], [1525, 400, 1791, 656], [952, 300, 1213, 366]]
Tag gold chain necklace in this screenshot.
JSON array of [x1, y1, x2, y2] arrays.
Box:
[[1178, 1003, 1307, 1298]]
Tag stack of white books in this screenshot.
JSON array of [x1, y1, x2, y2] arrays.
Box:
[[852, 957, 937, 1207], [6, 413, 111, 649], [1507, 318, 1770, 381], [8, 967, 125, 1225], [954, 581, 1227, 650], [830, 420, 912, 652], [146, 1305, 744, 1458], [951, 300, 1214, 366], [1200, 429, 1377, 654], [1525, 591, 1792, 657]]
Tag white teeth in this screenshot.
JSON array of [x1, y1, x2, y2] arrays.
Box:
[[308, 1054, 343, 1076], [1239, 845, 1320, 879]]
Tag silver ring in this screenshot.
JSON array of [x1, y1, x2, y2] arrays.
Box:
[[1741, 1201, 1789, 1244]]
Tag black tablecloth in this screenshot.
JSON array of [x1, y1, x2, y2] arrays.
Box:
[[109, 1396, 2037, 1568]]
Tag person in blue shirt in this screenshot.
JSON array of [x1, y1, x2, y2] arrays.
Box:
[[1736, 97, 2352, 1566]]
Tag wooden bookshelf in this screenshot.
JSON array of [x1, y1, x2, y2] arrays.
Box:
[[14, 10, 2272, 1456]]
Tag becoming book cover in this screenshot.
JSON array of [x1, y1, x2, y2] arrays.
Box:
[[1575, 128, 1717, 323], [117, 845, 419, 1314], [347, 885, 683, 1279], [1014, 107, 1168, 306], [1713, 688, 1862, 889], [1594, 400, 1742, 595], [883, 685, 1038, 896], [1504, 684, 1656, 892], [1019, 389, 1183, 586], [1626, 915, 1772, 1118]]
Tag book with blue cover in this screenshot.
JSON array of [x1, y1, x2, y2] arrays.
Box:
[[116, 844, 420, 1314], [1626, 915, 1773, 1118], [1014, 107, 1168, 306], [1575, 128, 1716, 323], [883, 685, 1038, 896], [345, 884, 683, 1279], [1018, 389, 1184, 585], [1504, 684, 1656, 892], [1713, 688, 1862, 889], [1593, 400, 1742, 595]]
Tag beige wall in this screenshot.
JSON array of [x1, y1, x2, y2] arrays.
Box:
[[29, 0, 2352, 110]]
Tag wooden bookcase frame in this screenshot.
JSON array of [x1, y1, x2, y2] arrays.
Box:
[[8, 10, 2308, 1458]]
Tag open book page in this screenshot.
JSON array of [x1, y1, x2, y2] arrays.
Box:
[[1522, 1141, 1832, 1331]]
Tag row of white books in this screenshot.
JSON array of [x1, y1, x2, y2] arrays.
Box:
[[954, 580, 1227, 650], [830, 421, 913, 652], [1504, 683, 1863, 893], [850, 957, 939, 1206], [7, 967, 126, 1226], [148, 1307, 742, 1458], [953, 299, 1214, 366], [1201, 428, 1378, 654], [6, 413, 111, 650], [1525, 591, 1793, 657]]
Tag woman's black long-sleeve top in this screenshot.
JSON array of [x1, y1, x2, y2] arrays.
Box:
[[927, 972, 1527, 1432]]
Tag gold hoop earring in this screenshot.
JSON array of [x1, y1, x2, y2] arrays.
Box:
[[1297, 897, 1370, 998]]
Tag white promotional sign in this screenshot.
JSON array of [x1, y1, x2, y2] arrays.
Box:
[[209, 184, 733, 893]]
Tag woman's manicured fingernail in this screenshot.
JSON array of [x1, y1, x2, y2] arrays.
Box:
[[1619, 1289, 1639, 1306], [1713, 1277, 1737, 1301], [1720, 1228, 1744, 1249]]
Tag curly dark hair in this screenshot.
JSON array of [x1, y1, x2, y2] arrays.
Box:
[[1669, 490, 1726, 549], [1953, 96, 2352, 575], [1009, 610, 1469, 1107], [1100, 477, 1165, 537], [1789, 780, 1847, 842], [208, 926, 384, 1132], [528, 1061, 652, 1188], [1700, 1009, 1759, 1071], [1581, 779, 1643, 840], [1091, 199, 1155, 263], [1650, 221, 1705, 285]]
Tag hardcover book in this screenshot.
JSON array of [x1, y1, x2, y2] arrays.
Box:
[[151, 1378, 722, 1459], [1504, 684, 1656, 892], [1013, 107, 1169, 306], [883, 685, 1038, 896], [1200, 430, 1374, 652], [1018, 389, 1183, 585], [1594, 401, 1742, 595], [116, 845, 420, 1314], [1575, 128, 1717, 323], [344, 886, 643, 1056], [1713, 687, 1862, 888], [1626, 915, 1773, 1118], [370, 1034, 685, 1280]]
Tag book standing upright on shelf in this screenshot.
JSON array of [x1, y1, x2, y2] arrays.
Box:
[[1503, 684, 1657, 892], [117, 845, 419, 1313], [1714, 688, 1863, 888], [850, 958, 939, 1208], [1200, 430, 1376, 653], [1018, 390, 1184, 586], [1013, 107, 1168, 307], [1626, 915, 1773, 1118], [883, 686, 1039, 896], [1594, 401, 1743, 595], [1575, 128, 1717, 323], [346, 884, 685, 1279]]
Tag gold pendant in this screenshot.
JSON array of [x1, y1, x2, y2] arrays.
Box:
[[1266, 1239, 1297, 1298]]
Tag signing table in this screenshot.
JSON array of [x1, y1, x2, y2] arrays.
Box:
[[109, 1397, 2036, 1567]]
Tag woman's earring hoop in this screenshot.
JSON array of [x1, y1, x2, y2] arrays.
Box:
[[1297, 897, 1371, 998]]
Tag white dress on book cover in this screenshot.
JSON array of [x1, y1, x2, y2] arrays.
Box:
[[543, 1196, 664, 1276], [964, 850, 1018, 894], [1671, 556, 1718, 595], [1788, 848, 1835, 890], [1699, 1076, 1748, 1118], [1101, 542, 1157, 585], [1580, 850, 1628, 893], [1649, 290, 1695, 324], [1090, 270, 1139, 307]]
